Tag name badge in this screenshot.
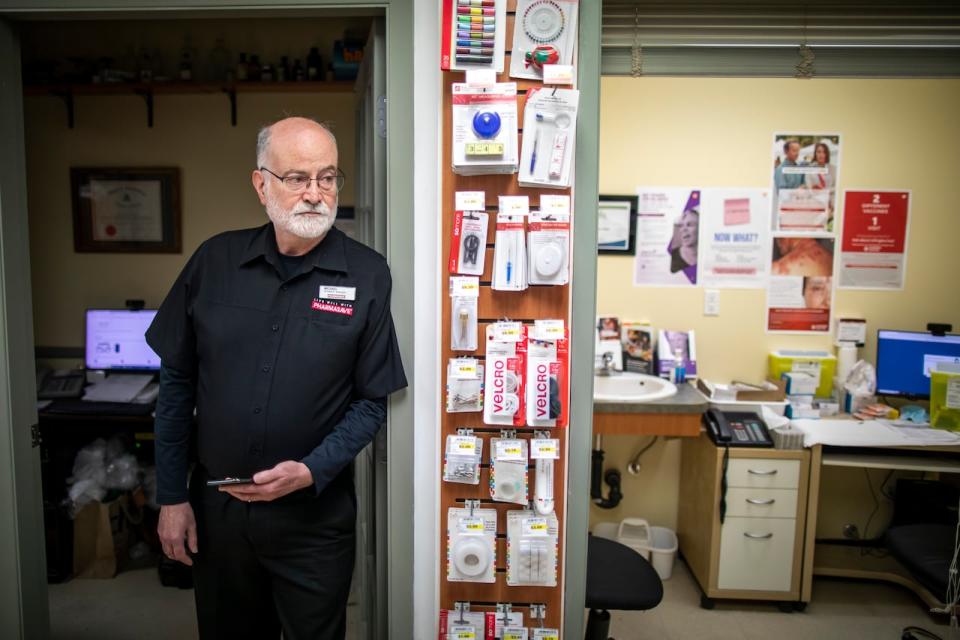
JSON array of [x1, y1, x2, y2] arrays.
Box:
[[318, 285, 356, 301]]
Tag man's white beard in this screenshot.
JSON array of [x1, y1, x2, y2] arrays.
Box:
[[265, 190, 337, 239]]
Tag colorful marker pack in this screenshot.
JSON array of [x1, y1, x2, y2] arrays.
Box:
[[451, 82, 519, 175], [510, 0, 580, 81], [440, 0, 507, 73], [518, 88, 579, 188], [484, 323, 528, 427], [526, 321, 569, 428]]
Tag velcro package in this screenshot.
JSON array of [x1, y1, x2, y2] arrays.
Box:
[[484, 323, 528, 427], [525, 322, 569, 428]]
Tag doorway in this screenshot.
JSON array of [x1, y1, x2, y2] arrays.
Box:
[[0, 4, 411, 639]]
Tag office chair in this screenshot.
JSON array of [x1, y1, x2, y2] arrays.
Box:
[[585, 535, 664, 640]]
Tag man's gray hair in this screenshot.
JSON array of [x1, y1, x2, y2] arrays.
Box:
[[255, 116, 337, 167]]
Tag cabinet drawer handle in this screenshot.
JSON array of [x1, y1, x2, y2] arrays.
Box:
[[747, 468, 778, 476], [746, 498, 776, 505], [743, 532, 774, 540]]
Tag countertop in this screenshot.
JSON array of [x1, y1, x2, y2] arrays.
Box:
[[593, 380, 709, 415]]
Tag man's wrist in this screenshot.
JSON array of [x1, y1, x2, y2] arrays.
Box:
[[296, 461, 315, 490]]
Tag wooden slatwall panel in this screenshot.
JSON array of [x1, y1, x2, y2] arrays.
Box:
[[438, 0, 574, 631]]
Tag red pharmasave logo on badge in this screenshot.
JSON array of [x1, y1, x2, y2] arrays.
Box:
[[312, 299, 354, 316]]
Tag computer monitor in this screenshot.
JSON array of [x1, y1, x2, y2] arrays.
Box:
[[85, 309, 161, 371], [876, 329, 960, 398]]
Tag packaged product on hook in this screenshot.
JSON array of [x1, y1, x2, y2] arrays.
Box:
[[489, 436, 528, 505], [506, 509, 559, 587], [446, 358, 484, 413], [440, 0, 508, 73], [451, 82, 519, 175], [518, 88, 579, 188], [449, 276, 479, 351], [484, 322, 528, 426], [531, 433, 560, 515], [525, 321, 569, 428], [447, 505, 497, 583], [442, 431, 483, 485], [527, 197, 570, 285], [449, 191, 490, 277], [510, 0, 580, 81], [438, 609, 497, 640], [492, 196, 529, 291]]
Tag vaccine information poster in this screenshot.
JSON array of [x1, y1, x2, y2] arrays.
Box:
[[771, 133, 842, 234], [838, 190, 911, 290], [633, 188, 701, 287], [767, 235, 835, 333], [698, 189, 771, 288]]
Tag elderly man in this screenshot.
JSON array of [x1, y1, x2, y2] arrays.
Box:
[[146, 116, 406, 640], [774, 139, 806, 190]]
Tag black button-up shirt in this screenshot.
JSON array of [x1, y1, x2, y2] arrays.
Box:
[[146, 223, 407, 503]]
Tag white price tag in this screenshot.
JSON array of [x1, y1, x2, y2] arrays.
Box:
[[450, 625, 477, 640], [456, 191, 486, 211], [533, 319, 565, 341], [530, 439, 560, 460], [492, 322, 523, 342], [458, 516, 486, 534], [532, 629, 559, 640], [542, 63, 574, 85], [450, 358, 479, 379], [449, 435, 478, 454], [539, 195, 570, 216], [947, 377, 960, 410], [450, 276, 480, 298], [503, 628, 528, 640], [495, 439, 526, 461], [499, 195, 529, 216], [522, 517, 550, 537], [465, 68, 497, 86]]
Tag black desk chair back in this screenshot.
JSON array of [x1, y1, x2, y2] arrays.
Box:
[[585, 535, 664, 640]]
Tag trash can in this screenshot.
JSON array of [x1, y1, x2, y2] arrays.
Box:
[[592, 518, 678, 580]]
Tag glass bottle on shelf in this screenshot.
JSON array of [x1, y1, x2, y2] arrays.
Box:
[[236, 52, 249, 81], [261, 63, 274, 82], [306, 46, 321, 81], [208, 36, 231, 83], [277, 55, 290, 82], [292, 58, 305, 81], [248, 54, 262, 81], [178, 35, 195, 81]]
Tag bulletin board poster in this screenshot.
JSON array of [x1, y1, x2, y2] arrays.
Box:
[[838, 190, 911, 290], [771, 133, 842, 234], [698, 188, 771, 289], [766, 235, 835, 333], [633, 188, 700, 287]]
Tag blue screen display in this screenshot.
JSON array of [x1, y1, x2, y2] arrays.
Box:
[[876, 330, 960, 397]]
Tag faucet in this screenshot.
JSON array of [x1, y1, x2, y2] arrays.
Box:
[[596, 351, 617, 376]]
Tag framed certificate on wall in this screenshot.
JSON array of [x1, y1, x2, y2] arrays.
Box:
[[598, 195, 637, 255], [71, 167, 181, 253]]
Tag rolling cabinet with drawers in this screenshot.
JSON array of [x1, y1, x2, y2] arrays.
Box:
[[678, 434, 811, 610]]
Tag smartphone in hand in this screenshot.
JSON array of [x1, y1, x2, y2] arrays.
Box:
[[206, 477, 254, 487]]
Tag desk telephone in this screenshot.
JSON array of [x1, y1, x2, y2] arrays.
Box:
[[704, 408, 773, 448], [36, 367, 85, 400]]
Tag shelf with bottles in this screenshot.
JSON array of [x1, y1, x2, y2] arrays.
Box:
[[23, 80, 354, 129]]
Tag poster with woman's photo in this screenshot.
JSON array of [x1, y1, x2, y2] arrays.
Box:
[[766, 235, 835, 333], [633, 188, 701, 287], [771, 133, 842, 234]]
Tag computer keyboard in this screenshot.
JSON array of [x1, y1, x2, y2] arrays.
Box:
[[42, 400, 155, 417]]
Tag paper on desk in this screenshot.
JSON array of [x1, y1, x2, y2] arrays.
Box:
[[82, 374, 154, 403], [793, 418, 960, 448]]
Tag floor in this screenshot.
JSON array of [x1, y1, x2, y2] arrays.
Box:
[[48, 561, 953, 639]]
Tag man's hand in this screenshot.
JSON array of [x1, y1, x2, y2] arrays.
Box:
[[158, 502, 198, 566], [220, 461, 314, 503]]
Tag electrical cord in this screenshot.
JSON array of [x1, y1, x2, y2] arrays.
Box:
[[930, 495, 960, 628]]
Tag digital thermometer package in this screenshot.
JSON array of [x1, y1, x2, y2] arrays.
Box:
[[440, 0, 507, 73], [510, 0, 579, 81], [525, 321, 569, 428], [447, 506, 497, 583], [451, 82, 519, 175], [526, 199, 570, 285], [449, 191, 489, 277], [518, 88, 579, 188], [484, 323, 528, 426]]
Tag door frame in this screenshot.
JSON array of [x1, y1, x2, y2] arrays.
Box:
[[0, 1, 415, 638]]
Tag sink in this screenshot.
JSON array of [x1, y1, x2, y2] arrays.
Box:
[[593, 372, 678, 403]]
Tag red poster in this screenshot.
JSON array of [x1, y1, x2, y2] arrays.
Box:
[[839, 190, 910, 289]]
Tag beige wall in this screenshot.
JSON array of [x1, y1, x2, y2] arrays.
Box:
[[591, 77, 960, 534]]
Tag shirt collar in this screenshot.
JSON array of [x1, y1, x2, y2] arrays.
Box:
[[239, 223, 349, 274]]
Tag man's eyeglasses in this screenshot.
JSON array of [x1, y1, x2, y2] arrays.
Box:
[[259, 167, 345, 194]]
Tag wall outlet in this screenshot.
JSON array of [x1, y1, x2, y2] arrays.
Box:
[[704, 289, 720, 316]]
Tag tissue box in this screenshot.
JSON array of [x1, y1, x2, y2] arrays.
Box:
[[781, 372, 818, 395], [769, 350, 836, 398]]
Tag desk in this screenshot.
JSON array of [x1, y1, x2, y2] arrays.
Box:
[[798, 427, 960, 609]]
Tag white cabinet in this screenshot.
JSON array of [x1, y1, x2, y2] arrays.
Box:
[[718, 516, 797, 591]]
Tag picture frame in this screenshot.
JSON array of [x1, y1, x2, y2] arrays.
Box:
[[597, 195, 637, 255], [71, 167, 181, 253]]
